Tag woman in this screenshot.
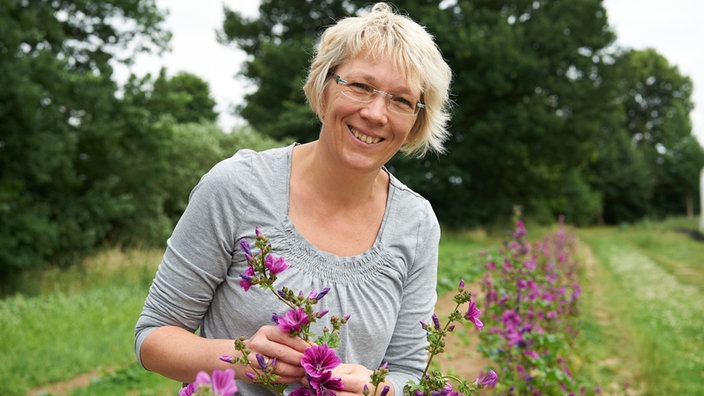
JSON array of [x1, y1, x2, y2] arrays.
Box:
[[135, 3, 452, 395]]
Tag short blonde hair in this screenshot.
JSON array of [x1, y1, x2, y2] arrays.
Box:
[[303, 2, 452, 157]]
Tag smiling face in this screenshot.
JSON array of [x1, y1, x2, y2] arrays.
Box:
[[318, 56, 421, 174]]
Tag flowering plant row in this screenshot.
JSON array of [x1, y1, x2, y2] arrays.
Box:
[[180, 228, 497, 396], [478, 209, 594, 395]]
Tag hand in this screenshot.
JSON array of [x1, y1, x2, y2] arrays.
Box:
[[330, 363, 394, 396], [239, 325, 310, 383]]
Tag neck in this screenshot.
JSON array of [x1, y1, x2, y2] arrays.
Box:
[[292, 142, 387, 205]]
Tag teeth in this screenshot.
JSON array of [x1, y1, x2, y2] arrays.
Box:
[[351, 127, 381, 144]]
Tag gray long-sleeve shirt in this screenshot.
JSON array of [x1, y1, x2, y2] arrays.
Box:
[[135, 144, 440, 395]]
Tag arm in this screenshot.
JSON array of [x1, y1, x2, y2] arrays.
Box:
[[134, 154, 308, 384], [383, 200, 440, 394]]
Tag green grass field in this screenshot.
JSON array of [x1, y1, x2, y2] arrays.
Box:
[[2, 217, 703, 395]]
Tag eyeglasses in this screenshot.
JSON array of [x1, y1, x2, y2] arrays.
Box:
[[329, 72, 425, 116]]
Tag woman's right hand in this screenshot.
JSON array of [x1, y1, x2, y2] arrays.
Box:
[[238, 325, 310, 384]]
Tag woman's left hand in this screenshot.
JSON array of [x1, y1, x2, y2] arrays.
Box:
[[330, 363, 394, 396]]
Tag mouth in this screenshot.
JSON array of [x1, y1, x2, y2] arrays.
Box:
[[349, 126, 383, 145]]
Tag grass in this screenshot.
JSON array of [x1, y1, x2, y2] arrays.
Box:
[[575, 218, 704, 395], [0, 248, 180, 395], [2, 217, 703, 395]]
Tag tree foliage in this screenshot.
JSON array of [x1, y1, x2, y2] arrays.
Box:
[[221, 0, 703, 227], [0, 1, 288, 283], [124, 68, 219, 124], [1, 0, 168, 276]]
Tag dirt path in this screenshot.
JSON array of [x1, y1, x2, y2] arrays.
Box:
[[28, 369, 114, 396]]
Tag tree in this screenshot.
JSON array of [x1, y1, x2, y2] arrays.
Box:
[[0, 0, 169, 278], [613, 48, 702, 218], [222, 0, 620, 226], [124, 68, 218, 124]]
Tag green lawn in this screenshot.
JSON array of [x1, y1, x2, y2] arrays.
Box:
[[575, 219, 704, 395]]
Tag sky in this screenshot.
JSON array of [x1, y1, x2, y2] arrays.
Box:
[[114, 0, 704, 146]]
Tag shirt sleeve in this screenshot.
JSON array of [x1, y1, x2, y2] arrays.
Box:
[[134, 153, 251, 366], [383, 199, 441, 393]]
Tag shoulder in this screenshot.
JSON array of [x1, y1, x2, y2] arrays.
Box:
[[202, 144, 292, 185], [386, 172, 440, 240], [388, 173, 436, 219]]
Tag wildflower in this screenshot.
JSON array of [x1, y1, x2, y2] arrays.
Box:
[[316, 287, 331, 300], [265, 254, 289, 275], [290, 387, 315, 396], [178, 382, 197, 396], [432, 313, 441, 329], [465, 301, 484, 330], [219, 355, 234, 364], [310, 370, 344, 395], [209, 368, 238, 395], [301, 344, 341, 378], [256, 353, 268, 370], [239, 239, 253, 261], [513, 219, 527, 239], [475, 370, 498, 388], [180, 369, 238, 396], [278, 307, 310, 333], [501, 310, 520, 328], [239, 265, 255, 291]]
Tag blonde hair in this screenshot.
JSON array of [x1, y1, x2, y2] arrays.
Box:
[[303, 2, 452, 157]]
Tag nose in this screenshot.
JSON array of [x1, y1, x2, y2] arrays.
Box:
[[360, 92, 389, 123]]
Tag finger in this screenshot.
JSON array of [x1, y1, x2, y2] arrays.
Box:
[[264, 325, 312, 352]]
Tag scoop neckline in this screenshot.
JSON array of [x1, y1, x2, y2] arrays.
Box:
[[281, 143, 394, 261]]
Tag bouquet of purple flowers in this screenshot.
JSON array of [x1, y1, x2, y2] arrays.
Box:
[[179, 229, 497, 396]]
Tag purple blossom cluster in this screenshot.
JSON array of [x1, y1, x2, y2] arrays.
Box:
[[479, 211, 592, 395]]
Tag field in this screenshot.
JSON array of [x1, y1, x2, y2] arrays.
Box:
[[1, 217, 702, 395]]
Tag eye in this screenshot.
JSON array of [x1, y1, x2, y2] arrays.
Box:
[[348, 81, 374, 93], [392, 96, 414, 109]]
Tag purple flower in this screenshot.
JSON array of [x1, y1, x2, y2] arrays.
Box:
[[475, 370, 498, 388], [239, 239, 252, 260], [316, 287, 331, 300], [513, 219, 527, 239], [210, 368, 238, 396], [459, 279, 465, 288], [501, 310, 520, 328], [465, 301, 484, 330], [219, 355, 234, 364], [239, 265, 255, 291], [432, 313, 441, 329], [301, 344, 341, 378], [178, 382, 197, 396], [505, 326, 523, 346], [290, 387, 315, 396], [379, 385, 391, 396], [265, 254, 289, 274], [310, 370, 344, 395], [256, 353, 268, 370], [277, 307, 310, 333], [182, 369, 238, 396]]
